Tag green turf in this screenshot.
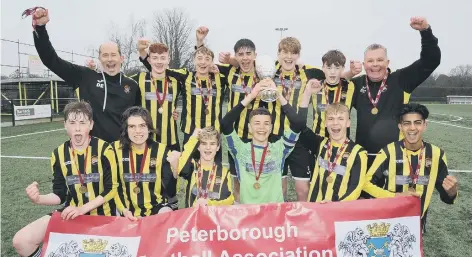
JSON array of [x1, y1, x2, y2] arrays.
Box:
[[1, 104, 471, 257]]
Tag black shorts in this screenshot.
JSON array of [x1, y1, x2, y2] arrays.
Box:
[[165, 142, 183, 199], [150, 203, 172, 215], [167, 142, 181, 152], [282, 141, 315, 180], [48, 206, 66, 216], [183, 132, 222, 163]]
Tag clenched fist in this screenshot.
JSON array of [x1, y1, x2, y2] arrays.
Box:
[[32, 8, 49, 26], [137, 38, 150, 52], [410, 16, 429, 31], [349, 60, 362, 76], [26, 181, 41, 204], [219, 52, 231, 64], [196, 26, 209, 42], [305, 79, 322, 95], [442, 175, 458, 198]]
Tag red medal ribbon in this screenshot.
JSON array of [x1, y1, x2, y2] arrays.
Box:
[[404, 143, 425, 186], [196, 161, 217, 199], [325, 138, 350, 176], [280, 72, 298, 100], [365, 75, 388, 109], [151, 75, 168, 107], [129, 144, 149, 187], [239, 71, 257, 96], [196, 77, 212, 107], [323, 80, 343, 104], [251, 143, 269, 183], [70, 136, 91, 188], [21, 7, 46, 36]]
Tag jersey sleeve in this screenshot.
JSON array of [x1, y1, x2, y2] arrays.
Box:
[[363, 149, 396, 198]]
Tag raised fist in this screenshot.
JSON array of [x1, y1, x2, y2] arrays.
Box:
[[410, 16, 429, 31], [219, 52, 231, 64], [137, 38, 150, 52], [442, 175, 458, 198], [349, 60, 362, 76], [26, 181, 41, 204], [196, 26, 209, 42], [32, 8, 49, 26], [305, 79, 322, 95], [85, 59, 97, 71]]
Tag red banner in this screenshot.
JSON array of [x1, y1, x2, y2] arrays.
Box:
[[41, 197, 423, 257]]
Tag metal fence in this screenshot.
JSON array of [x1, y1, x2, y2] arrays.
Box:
[[1, 38, 95, 78]]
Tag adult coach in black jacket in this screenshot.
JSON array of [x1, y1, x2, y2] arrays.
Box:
[[351, 16, 441, 161], [31, 8, 141, 142]]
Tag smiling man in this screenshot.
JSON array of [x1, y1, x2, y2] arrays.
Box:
[[351, 17, 441, 160], [363, 103, 458, 232], [31, 7, 141, 142]]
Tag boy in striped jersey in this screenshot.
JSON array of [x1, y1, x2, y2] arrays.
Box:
[[12, 101, 118, 257], [167, 127, 234, 207], [296, 81, 368, 202], [114, 107, 184, 220]]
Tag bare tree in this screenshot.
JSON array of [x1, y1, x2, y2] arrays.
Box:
[[108, 16, 147, 74], [151, 8, 194, 69], [449, 65, 472, 79]]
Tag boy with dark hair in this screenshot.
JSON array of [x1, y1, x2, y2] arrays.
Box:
[[363, 103, 458, 232], [114, 107, 183, 220], [12, 101, 118, 257], [221, 79, 304, 204], [312, 50, 356, 137]]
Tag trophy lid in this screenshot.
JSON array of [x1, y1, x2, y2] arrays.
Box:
[[255, 55, 277, 79]]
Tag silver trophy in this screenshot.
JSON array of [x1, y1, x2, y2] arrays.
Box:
[[255, 55, 278, 102]]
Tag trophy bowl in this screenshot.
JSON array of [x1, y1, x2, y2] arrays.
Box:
[[255, 55, 278, 102]]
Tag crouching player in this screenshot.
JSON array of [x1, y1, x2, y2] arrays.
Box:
[[13, 101, 118, 257], [114, 107, 180, 220], [168, 127, 234, 207]]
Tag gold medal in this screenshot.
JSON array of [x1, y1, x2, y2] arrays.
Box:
[[158, 107, 163, 114], [205, 109, 209, 115], [253, 182, 261, 190], [133, 186, 141, 194], [326, 176, 334, 183], [408, 187, 416, 193], [79, 185, 87, 194], [371, 107, 378, 115], [247, 104, 253, 109]]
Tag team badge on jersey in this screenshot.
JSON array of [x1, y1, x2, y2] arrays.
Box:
[[124, 85, 130, 94], [149, 158, 157, 168]]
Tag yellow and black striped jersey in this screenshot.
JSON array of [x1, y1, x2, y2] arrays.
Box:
[[311, 79, 356, 137], [217, 64, 268, 140], [270, 63, 325, 136], [113, 140, 177, 217], [297, 107, 367, 202], [166, 69, 227, 134], [175, 136, 234, 207], [129, 72, 181, 146], [51, 137, 118, 216], [363, 140, 457, 218]]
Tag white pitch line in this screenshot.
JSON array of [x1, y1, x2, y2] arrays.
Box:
[[450, 170, 472, 173], [428, 120, 472, 130], [0, 128, 63, 140], [431, 113, 463, 122], [0, 155, 50, 160]]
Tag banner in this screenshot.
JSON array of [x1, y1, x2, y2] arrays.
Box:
[[14, 104, 51, 121], [41, 197, 423, 257]]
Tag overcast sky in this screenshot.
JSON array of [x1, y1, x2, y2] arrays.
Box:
[[1, 0, 471, 76]]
